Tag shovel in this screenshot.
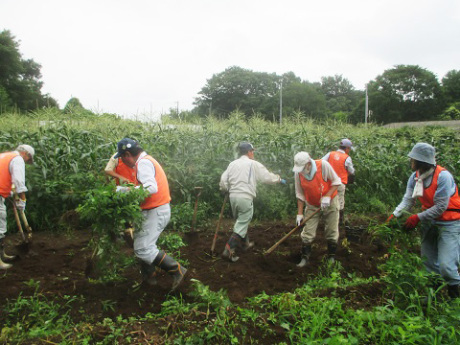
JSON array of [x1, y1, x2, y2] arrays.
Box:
[[264, 208, 320, 255], [10, 198, 31, 254]]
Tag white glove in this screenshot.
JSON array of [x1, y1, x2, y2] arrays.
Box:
[[296, 214, 304, 226], [15, 199, 26, 211], [116, 186, 130, 193], [320, 196, 331, 210]]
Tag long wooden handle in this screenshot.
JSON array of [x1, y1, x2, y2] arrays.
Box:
[[12, 202, 27, 242], [264, 208, 321, 255], [211, 193, 228, 253], [191, 189, 202, 232], [19, 209, 33, 239]]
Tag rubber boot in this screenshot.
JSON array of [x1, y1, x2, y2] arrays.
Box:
[[221, 233, 241, 262], [297, 244, 311, 268], [139, 260, 157, 286], [154, 250, 188, 291], [327, 241, 337, 264], [0, 238, 16, 264], [239, 235, 254, 252], [448, 284, 460, 299]]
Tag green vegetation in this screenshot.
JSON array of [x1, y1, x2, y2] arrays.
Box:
[[1, 109, 460, 343]]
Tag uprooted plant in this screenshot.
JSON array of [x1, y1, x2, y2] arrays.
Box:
[[77, 183, 149, 282]]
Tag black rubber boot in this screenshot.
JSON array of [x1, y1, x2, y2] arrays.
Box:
[[0, 238, 16, 264], [239, 235, 254, 252], [327, 241, 338, 263], [154, 250, 188, 291], [297, 244, 312, 268], [222, 233, 242, 262], [139, 260, 157, 286], [448, 284, 460, 299]]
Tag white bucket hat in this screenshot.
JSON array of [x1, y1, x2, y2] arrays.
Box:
[[16, 144, 35, 163]]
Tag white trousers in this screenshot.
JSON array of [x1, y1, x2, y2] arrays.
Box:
[[133, 203, 170, 265], [0, 197, 7, 239]]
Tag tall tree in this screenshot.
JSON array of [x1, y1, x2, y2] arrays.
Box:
[[320, 75, 361, 117], [365, 65, 444, 123], [0, 30, 57, 112], [442, 70, 460, 105], [194, 66, 279, 119]]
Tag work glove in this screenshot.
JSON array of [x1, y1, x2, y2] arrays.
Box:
[[320, 196, 331, 210], [404, 214, 420, 231], [116, 186, 130, 193], [280, 179, 287, 185], [386, 214, 394, 223], [15, 199, 26, 211], [296, 214, 304, 226]]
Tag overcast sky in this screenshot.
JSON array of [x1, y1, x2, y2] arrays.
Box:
[[1, 0, 459, 119]]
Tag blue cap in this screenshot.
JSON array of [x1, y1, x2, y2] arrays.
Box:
[[114, 138, 139, 158], [239, 142, 254, 155]]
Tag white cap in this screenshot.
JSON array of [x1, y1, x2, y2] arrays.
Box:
[[408, 143, 436, 165], [292, 152, 311, 173], [16, 144, 35, 163]]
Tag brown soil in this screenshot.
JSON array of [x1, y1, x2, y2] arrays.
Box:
[[0, 220, 387, 340]]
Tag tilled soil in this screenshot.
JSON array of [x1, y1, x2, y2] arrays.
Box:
[[0, 219, 386, 322]]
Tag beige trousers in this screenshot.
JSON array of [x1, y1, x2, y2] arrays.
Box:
[[337, 183, 346, 210], [300, 197, 340, 244]]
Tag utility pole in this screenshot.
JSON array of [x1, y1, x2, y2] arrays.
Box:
[[279, 78, 283, 125], [364, 84, 369, 124]]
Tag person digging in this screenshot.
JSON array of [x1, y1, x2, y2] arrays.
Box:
[[114, 138, 187, 291], [388, 143, 460, 299], [293, 151, 341, 267], [322, 138, 355, 227], [0, 144, 35, 269], [219, 142, 286, 262]]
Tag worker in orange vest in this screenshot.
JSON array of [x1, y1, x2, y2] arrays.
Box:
[[389, 143, 460, 299], [114, 138, 187, 291], [293, 151, 342, 267], [322, 138, 355, 226], [0, 145, 35, 269]]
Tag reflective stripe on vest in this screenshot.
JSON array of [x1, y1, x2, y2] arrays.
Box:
[[299, 160, 338, 207], [0, 152, 19, 198], [114, 158, 136, 185], [135, 155, 171, 210], [418, 165, 460, 221], [328, 151, 349, 184]]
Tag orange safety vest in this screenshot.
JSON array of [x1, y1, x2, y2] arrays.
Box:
[[418, 165, 460, 221], [135, 155, 171, 210], [0, 152, 20, 198], [299, 160, 337, 207], [327, 151, 349, 184], [114, 158, 136, 185]]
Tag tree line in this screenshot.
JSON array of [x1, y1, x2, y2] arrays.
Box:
[[191, 65, 460, 124], [2, 29, 459, 124]]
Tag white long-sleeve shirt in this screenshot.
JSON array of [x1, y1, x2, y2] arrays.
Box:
[[10, 153, 28, 194], [135, 152, 158, 195], [294, 159, 341, 203], [219, 155, 281, 200]]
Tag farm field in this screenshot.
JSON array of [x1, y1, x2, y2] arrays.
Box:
[[0, 110, 460, 344]]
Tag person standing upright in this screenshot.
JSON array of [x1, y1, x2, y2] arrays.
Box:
[[219, 142, 286, 262], [322, 138, 355, 226]]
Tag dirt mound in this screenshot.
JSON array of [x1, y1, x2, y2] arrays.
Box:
[[0, 220, 387, 322]]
